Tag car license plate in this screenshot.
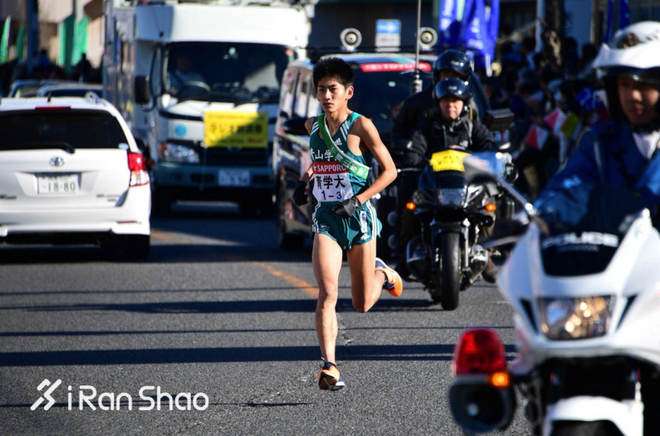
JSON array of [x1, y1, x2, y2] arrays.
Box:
[[37, 174, 80, 195], [218, 170, 250, 187]]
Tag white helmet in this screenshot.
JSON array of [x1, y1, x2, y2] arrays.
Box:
[[593, 21, 660, 122], [593, 21, 660, 79]]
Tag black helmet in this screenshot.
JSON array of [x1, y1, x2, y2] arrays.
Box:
[[433, 77, 472, 102], [433, 49, 471, 83]]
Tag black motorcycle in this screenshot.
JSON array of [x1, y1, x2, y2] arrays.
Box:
[[403, 148, 498, 310]]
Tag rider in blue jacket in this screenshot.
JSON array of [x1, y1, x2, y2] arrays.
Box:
[[536, 21, 660, 221]]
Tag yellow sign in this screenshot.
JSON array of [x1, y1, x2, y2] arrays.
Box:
[[429, 150, 470, 172], [203, 111, 268, 148]]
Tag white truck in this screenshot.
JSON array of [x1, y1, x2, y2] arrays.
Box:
[[103, 0, 313, 215]]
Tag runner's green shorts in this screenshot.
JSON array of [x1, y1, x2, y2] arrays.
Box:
[[311, 202, 382, 251]]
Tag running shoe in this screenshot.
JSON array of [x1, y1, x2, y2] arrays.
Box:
[[375, 257, 404, 297], [318, 361, 346, 391]]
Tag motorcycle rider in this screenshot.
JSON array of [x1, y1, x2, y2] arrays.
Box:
[[388, 50, 477, 272], [536, 21, 660, 226], [392, 48, 473, 152], [398, 77, 496, 280], [413, 77, 495, 161]]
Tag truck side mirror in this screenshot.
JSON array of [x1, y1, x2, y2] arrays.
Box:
[[134, 76, 151, 106], [283, 117, 308, 136]]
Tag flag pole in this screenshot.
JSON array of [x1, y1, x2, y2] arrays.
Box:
[[413, 0, 423, 94]]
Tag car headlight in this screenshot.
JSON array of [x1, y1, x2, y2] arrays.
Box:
[[437, 187, 466, 208], [159, 142, 200, 163], [538, 296, 614, 340]]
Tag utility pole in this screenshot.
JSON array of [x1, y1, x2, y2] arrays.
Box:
[[26, 0, 39, 74]]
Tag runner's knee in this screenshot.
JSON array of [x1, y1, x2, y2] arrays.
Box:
[[317, 286, 338, 307]]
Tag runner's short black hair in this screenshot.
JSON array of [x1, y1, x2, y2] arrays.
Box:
[[313, 57, 355, 88]]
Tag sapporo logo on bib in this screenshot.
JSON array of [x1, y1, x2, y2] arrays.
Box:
[[312, 161, 354, 202]]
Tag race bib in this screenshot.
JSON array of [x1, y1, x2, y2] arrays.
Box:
[[312, 161, 354, 202]]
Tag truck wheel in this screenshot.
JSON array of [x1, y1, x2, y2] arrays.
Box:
[[240, 193, 274, 218], [152, 189, 174, 217]]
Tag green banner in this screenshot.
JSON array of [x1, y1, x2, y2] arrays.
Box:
[[15, 24, 25, 61], [0, 17, 10, 64], [58, 15, 74, 67], [58, 15, 89, 71], [72, 16, 89, 65]]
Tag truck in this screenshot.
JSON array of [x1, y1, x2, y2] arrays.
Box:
[[103, 0, 314, 215]]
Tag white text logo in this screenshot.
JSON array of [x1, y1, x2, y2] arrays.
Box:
[[31, 380, 209, 412], [31, 379, 62, 411]]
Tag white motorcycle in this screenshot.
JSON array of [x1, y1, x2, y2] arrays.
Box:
[[448, 153, 660, 436]]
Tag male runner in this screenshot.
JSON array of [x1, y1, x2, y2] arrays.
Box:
[[294, 58, 403, 390]]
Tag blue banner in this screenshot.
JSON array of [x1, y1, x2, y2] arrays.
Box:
[[485, 0, 499, 61], [605, 0, 630, 42], [437, 0, 498, 70], [438, 0, 464, 48], [605, 0, 614, 42], [619, 0, 630, 29], [459, 0, 490, 67]]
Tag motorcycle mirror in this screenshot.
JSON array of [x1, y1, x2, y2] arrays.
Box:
[[464, 153, 549, 233]]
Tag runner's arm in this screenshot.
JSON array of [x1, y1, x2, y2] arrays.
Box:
[[300, 118, 315, 182], [353, 116, 397, 204]]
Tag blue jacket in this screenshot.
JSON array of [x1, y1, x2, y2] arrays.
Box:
[[536, 121, 660, 223]]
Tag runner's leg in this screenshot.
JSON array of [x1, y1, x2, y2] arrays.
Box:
[[313, 233, 344, 363], [346, 237, 386, 313]]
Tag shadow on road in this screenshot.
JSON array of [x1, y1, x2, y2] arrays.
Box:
[[0, 298, 443, 314], [0, 243, 309, 264], [0, 343, 516, 367], [0, 325, 513, 338]]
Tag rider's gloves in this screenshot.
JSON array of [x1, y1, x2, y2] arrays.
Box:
[[293, 180, 308, 206], [332, 196, 361, 217]]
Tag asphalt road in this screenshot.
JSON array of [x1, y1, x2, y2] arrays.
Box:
[[0, 203, 528, 435]]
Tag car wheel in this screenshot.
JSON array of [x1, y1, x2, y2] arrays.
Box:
[[102, 235, 150, 261]]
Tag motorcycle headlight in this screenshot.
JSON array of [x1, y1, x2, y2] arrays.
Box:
[[159, 142, 200, 163], [437, 187, 466, 208], [538, 296, 614, 340]]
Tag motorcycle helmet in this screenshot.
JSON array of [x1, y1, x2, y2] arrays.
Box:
[[433, 49, 472, 84], [433, 77, 472, 103], [592, 21, 660, 122]]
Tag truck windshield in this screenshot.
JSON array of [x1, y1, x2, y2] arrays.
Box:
[[164, 42, 291, 104]]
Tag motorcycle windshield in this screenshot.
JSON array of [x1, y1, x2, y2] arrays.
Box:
[[538, 185, 647, 276]]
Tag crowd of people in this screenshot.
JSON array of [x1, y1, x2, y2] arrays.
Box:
[[0, 49, 100, 96], [480, 29, 611, 197]]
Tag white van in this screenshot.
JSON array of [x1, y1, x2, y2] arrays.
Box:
[[103, 0, 313, 215]]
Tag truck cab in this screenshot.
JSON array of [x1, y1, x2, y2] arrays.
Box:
[[103, 0, 312, 215]]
